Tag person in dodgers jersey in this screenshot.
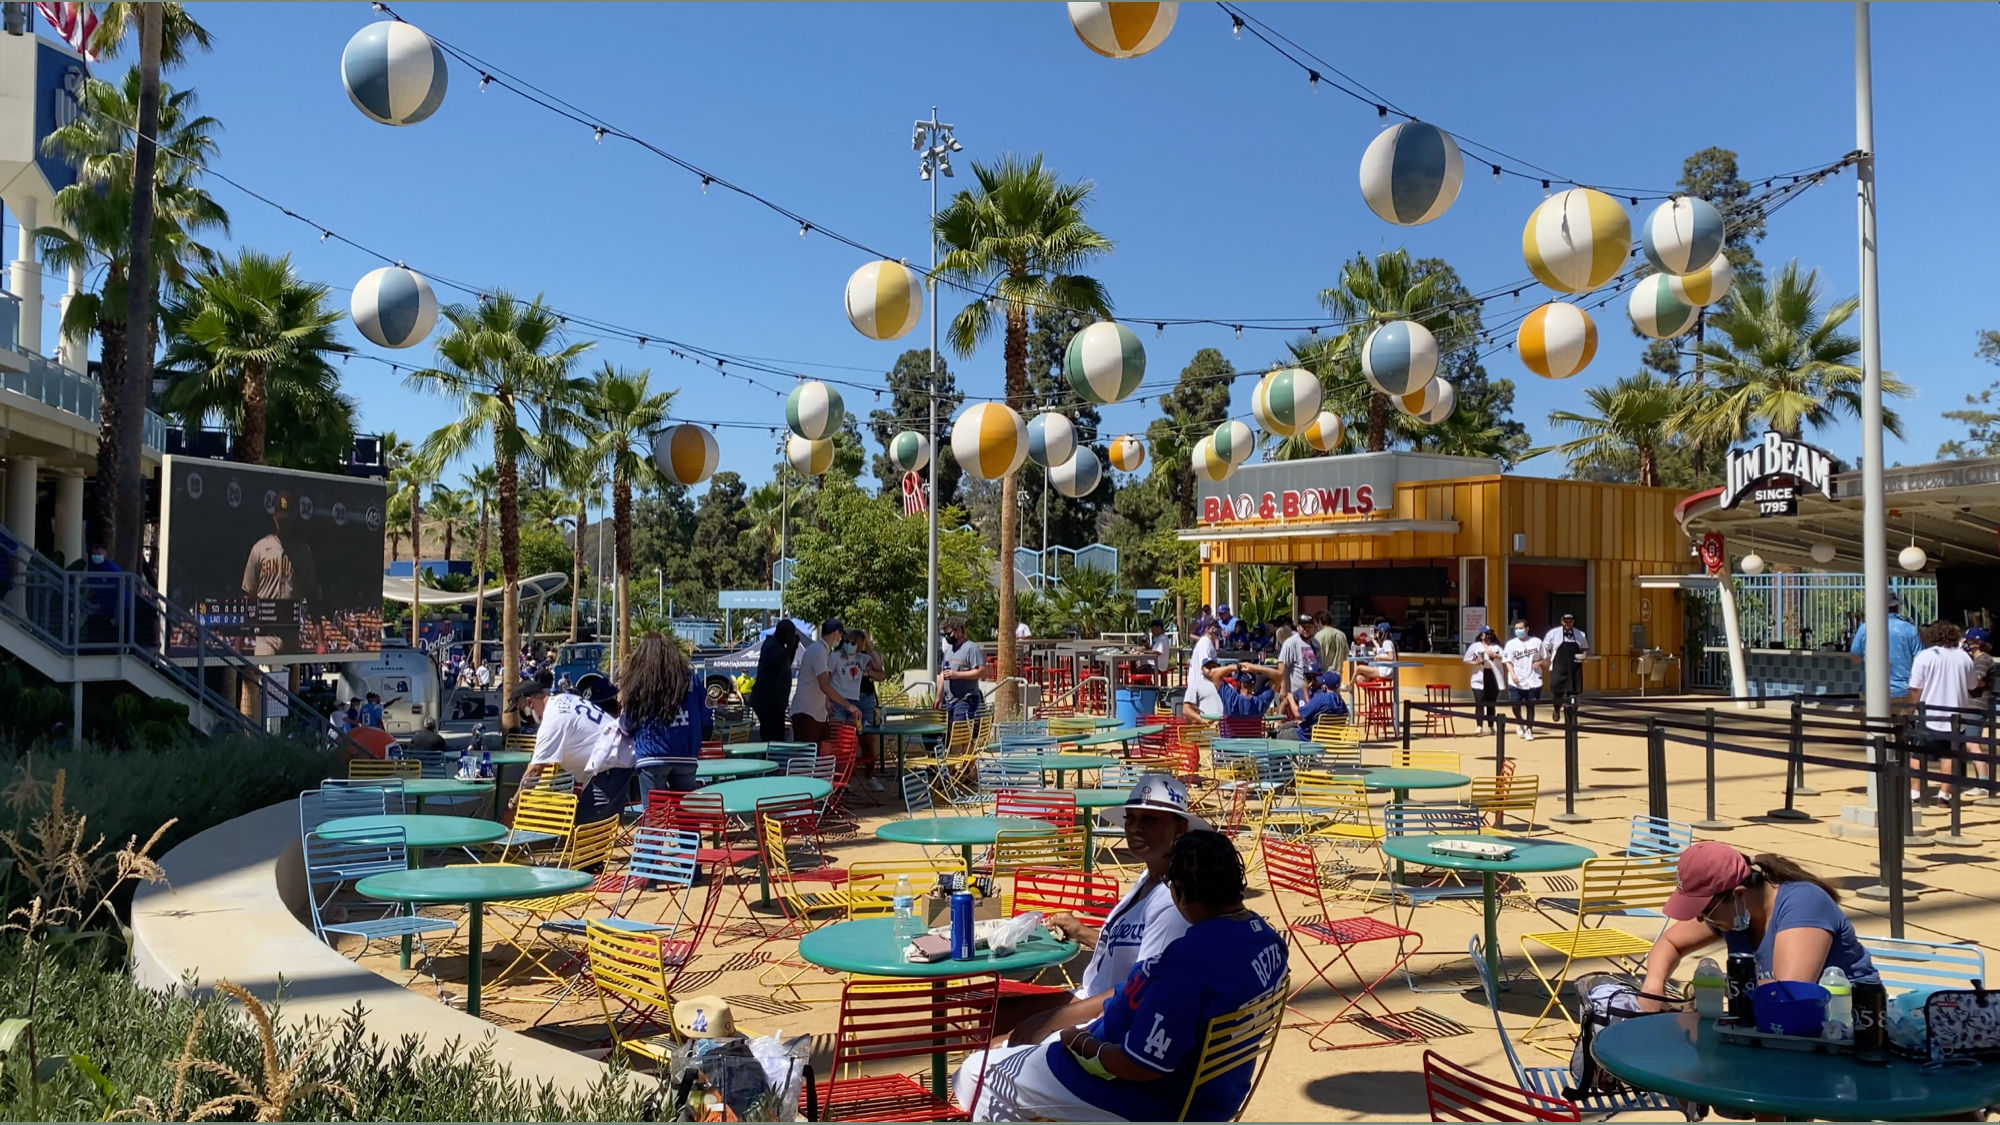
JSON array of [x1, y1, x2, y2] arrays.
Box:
[[956, 830, 1288, 1122], [993, 773, 1209, 1048], [509, 679, 633, 825]]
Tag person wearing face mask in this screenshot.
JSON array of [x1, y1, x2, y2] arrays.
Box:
[[1501, 618, 1545, 740], [1462, 626, 1505, 733], [1637, 842, 1876, 1012], [938, 615, 985, 723], [844, 628, 889, 790], [1542, 612, 1588, 715], [792, 619, 862, 743]]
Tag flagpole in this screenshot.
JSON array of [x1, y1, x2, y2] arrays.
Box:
[[1853, 0, 1888, 818]]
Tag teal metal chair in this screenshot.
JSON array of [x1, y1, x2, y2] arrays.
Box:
[[1860, 934, 1985, 996], [301, 826, 458, 974]]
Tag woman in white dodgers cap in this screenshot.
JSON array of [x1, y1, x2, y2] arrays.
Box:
[[991, 772, 1211, 1048]]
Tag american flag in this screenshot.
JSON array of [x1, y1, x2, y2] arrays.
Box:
[[36, 2, 99, 60], [900, 471, 927, 518]]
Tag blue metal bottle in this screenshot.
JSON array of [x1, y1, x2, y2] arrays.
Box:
[[949, 892, 976, 960]]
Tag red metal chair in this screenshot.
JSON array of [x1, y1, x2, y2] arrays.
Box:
[[1423, 685, 1456, 736], [698, 740, 728, 760], [1217, 715, 1266, 739], [1260, 836, 1425, 1051], [995, 867, 1122, 998], [755, 794, 845, 884], [994, 788, 1077, 830], [639, 790, 755, 870], [1359, 681, 1398, 742], [1422, 1050, 1580, 1121], [816, 974, 1001, 1121]]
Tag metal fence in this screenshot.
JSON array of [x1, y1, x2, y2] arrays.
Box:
[[1682, 572, 1939, 689]]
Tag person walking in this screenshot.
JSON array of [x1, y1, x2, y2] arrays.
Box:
[[1850, 589, 1923, 697], [1965, 626, 1994, 794], [1463, 626, 1506, 733], [1909, 620, 1975, 804], [1501, 618, 1546, 740], [1542, 612, 1588, 715], [747, 619, 799, 741], [1312, 611, 1348, 687], [791, 619, 860, 744], [621, 632, 709, 805], [938, 616, 985, 723]]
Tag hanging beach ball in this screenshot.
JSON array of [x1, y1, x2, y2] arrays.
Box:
[[785, 381, 845, 442], [843, 260, 923, 341], [1628, 273, 1699, 339], [1064, 321, 1146, 405], [1900, 545, 1928, 572], [888, 430, 931, 474], [1108, 435, 1146, 473], [1049, 447, 1103, 499], [785, 435, 832, 476], [1517, 302, 1597, 380], [1362, 320, 1439, 397], [1251, 367, 1322, 438], [1740, 552, 1766, 576], [1212, 420, 1255, 468], [1358, 121, 1464, 227], [1027, 412, 1076, 469], [1640, 196, 1726, 276], [1396, 378, 1457, 425], [1522, 188, 1631, 294], [1067, 2, 1177, 59], [349, 266, 438, 349], [1303, 411, 1346, 453], [1670, 252, 1735, 308], [1191, 435, 1233, 483], [653, 424, 720, 487], [1810, 542, 1838, 565], [951, 402, 1028, 481], [341, 22, 448, 127]]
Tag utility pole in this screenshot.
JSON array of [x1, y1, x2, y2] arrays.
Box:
[[1853, 0, 1888, 818], [915, 108, 959, 682]]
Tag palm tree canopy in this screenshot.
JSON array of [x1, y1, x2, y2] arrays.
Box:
[[581, 364, 675, 495], [404, 292, 594, 470], [1531, 370, 1685, 465]]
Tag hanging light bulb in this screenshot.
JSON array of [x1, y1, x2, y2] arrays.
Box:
[[1900, 544, 1927, 572], [479, 73, 492, 92], [799, 222, 811, 239], [1307, 70, 1320, 92], [700, 176, 711, 194], [593, 125, 607, 144], [1155, 323, 1165, 339], [1491, 164, 1502, 184], [1739, 552, 1766, 576], [1234, 325, 1243, 339], [1231, 13, 1243, 39]]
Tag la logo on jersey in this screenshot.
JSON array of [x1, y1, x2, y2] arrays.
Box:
[[1143, 1013, 1173, 1061]]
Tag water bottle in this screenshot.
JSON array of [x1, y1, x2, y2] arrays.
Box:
[[892, 876, 921, 942], [948, 892, 976, 960], [1690, 957, 1726, 1019], [1820, 966, 1853, 1042]]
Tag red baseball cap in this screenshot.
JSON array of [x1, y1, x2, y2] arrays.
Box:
[[1662, 841, 1751, 921]]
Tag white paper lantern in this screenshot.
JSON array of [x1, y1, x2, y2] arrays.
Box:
[[1810, 542, 1837, 565], [1359, 120, 1464, 226], [1067, 1, 1177, 58], [341, 21, 448, 126], [951, 402, 1029, 480], [843, 260, 923, 340], [1739, 553, 1766, 575], [1900, 545, 1928, 572], [1361, 320, 1439, 397], [349, 266, 438, 349], [1026, 412, 1076, 469], [653, 424, 720, 487], [785, 381, 845, 442], [1049, 447, 1103, 498]]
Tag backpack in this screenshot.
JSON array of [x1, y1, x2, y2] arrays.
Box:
[[1565, 974, 1650, 1099]]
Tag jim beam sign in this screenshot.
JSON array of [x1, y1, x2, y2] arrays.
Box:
[[1720, 431, 1837, 517]]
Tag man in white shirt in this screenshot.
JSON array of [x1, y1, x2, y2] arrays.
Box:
[[1145, 620, 1173, 675], [791, 618, 862, 742], [1909, 619, 1976, 803], [1015, 620, 1032, 641], [474, 662, 493, 690], [1542, 612, 1589, 710], [1186, 622, 1220, 697], [1501, 619, 1546, 740], [510, 680, 633, 825]]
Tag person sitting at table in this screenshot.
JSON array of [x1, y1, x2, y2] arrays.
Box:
[[405, 716, 449, 758], [1349, 625, 1399, 684], [1293, 670, 1349, 741], [1180, 659, 1294, 723], [510, 678, 633, 826], [955, 829, 1288, 1122], [622, 632, 709, 805], [996, 772, 1209, 1045], [1636, 841, 1878, 1012], [1226, 617, 1251, 650]]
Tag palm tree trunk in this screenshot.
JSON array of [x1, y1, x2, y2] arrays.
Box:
[[113, 6, 163, 571], [496, 419, 522, 733], [408, 488, 422, 648], [569, 499, 585, 643], [471, 495, 487, 672], [995, 304, 1028, 717], [1366, 390, 1389, 453], [91, 315, 126, 550], [239, 359, 267, 465], [614, 476, 633, 670], [442, 519, 455, 562], [1638, 445, 1659, 488]]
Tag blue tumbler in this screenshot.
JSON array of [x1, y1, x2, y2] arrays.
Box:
[[949, 892, 976, 960]]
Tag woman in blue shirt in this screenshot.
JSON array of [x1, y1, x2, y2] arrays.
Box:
[[620, 633, 710, 806], [1639, 841, 1876, 1010]]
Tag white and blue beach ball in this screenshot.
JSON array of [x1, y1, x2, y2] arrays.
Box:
[[1049, 447, 1103, 499], [349, 266, 438, 349], [341, 22, 448, 127], [1027, 412, 1077, 469], [1361, 319, 1439, 397], [1639, 196, 1726, 277], [1359, 121, 1464, 227]]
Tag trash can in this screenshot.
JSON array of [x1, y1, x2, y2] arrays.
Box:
[[1115, 687, 1158, 726]]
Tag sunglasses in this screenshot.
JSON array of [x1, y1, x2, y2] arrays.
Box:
[[1697, 889, 1738, 925]]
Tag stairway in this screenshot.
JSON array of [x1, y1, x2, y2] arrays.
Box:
[[0, 530, 332, 746]]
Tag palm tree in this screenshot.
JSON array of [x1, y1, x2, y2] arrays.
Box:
[[935, 154, 1114, 709], [463, 466, 498, 667], [747, 479, 804, 586], [517, 484, 585, 639], [579, 364, 674, 667], [385, 432, 439, 647], [1314, 250, 1473, 452], [158, 249, 350, 465], [1676, 260, 1910, 444], [408, 294, 592, 729], [426, 487, 471, 563], [1531, 371, 1687, 487]]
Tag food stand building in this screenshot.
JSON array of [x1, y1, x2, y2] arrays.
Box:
[[1183, 452, 1690, 693]]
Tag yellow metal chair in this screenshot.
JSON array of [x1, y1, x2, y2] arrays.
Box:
[[912, 718, 981, 808], [483, 815, 624, 989], [755, 816, 855, 1001], [1309, 717, 1364, 770], [1177, 976, 1290, 1121], [491, 789, 579, 862], [842, 858, 968, 919], [503, 733, 537, 755], [1258, 769, 1346, 837], [348, 758, 422, 781], [1518, 856, 1676, 1051], [585, 919, 751, 1068], [1387, 747, 1462, 773], [990, 826, 1087, 877], [1293, 775, 1387, 900], [1473, 773, 1541, 834]]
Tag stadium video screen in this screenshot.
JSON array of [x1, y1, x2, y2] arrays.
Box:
[[159, 457, 387, 662]]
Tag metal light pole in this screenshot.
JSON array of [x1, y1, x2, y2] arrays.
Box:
[[915, 108, 960, 682], [1854, 0, 1888, 815]]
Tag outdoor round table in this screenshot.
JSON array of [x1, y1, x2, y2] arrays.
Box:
[[1593, 1011, 2000, 1120], [876, 815, 1056, 870], [400, 777, 496, 815], [726, 741, 814, 758], [864, 720, 947, 774], [1360, 767, 1471, 802], [1037, 754, 1117, 789], [1065, 725, 1163, 752], [797, 916, 1079, 1099], [1072, 788, 1130, 873], [356, 864, 592, 1018], [695, 758, 779, 781], [455, 748, 534, 807], [1213, 737, 1317, 756], [1378, 834, 1595, 990], [317, 813, 506, 868], [705, 776, 835, 905]]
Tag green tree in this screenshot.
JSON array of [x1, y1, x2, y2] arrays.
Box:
[[463, 465, 498, 660], [157, 249, 351, 466], [1148, 348, 1234, 524], [866, 349, 963, 506], [576, 364, 672, 666], [1640, 147, 1768, 378], [1530, 370, 1688, 487], [1044, 565, 1131, 639], [426, 486, 471, 562], [632, 482, 700, 588], [1939, 330, 2000, 459], [747, 476, 807, 587], [407, 293, 592, 727], [686, 472, 760, 593], [935, 153, 1115, 710]]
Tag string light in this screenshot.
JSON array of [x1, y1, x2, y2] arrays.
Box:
[[1306, 70, 1320, 91], [1231, 14, 1243, 39], [799, 222, 811, 239], [478, 73, 492, 91], [700, 176, 711, 194], [593, 125, 607, 144]]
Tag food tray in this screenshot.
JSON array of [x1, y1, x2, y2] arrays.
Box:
[[1429, 838, 1515, 861]]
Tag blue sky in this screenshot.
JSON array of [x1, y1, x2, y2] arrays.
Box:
[[27, 3, 1999, 493]]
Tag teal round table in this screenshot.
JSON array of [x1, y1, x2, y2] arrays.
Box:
[[797, 916, 1079, 1098], [477, 750, 533, 766], [317, 814, 506, 867], [703, 776, 833, 816], [1379, 834, 1595, 990], [400, 777, 496, 814], [1072, 788, 1130, 873], [1360, 767, 1471, 801], [1593, 1011, 2000, 1120], [1037, 754, 1117, 789], [1064, 725, 1164, 751], [876, 815, 1056, 870], [356, 864, 592, 1018], [863, 720, 947, 773], [696, 758, 779, 781], [727, 741, 814, 758]]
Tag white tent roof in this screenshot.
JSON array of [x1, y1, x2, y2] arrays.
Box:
[[379, 572, 568, 607]]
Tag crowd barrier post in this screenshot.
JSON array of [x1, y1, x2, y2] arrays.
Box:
[[1939, 713, 1975, 848], [1494, 716, 1506, 777], [1767, 694, 1814, 822], [1551, 698, 1585, 824], [1693, 708, 1729, 830], [1401, 700, 1413, 752], [1645, 718, 1667, 821]]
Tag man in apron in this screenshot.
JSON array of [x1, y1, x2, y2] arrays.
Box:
[[1542, 612, 1588, 716]]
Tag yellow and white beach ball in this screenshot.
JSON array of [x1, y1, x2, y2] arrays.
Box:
[[951, 402, 1028, 481], [1251, 367, 1322, 438], [1361, 319, 1439, 398], [1064, 320, 1147, 405], [1191, 435, 1234, 483], [1628, 273, 1699, 339], [1027, 412, 1076, 469], [653, 424, 720, 487], [1068, 2, 1177, 59], [1640, 196, 1726, 277], [1396, 378, 1457, 425], [785, 380, 845, 442], [1049, 447, 1103, 499], [1669, 252, 1735, 307], [350, 266, 438, 349], [1303, 411, 1345, 453], [785, 434, 833, 477], [843, 260, 923, 341], [1108, 434, 1146, 473], [1517, 302, 1597, 380], [888, 430, 931, 474], [341, 21, 448, 127], [1359, 121, 1464, 227], [1522, 188, 1631, 294]]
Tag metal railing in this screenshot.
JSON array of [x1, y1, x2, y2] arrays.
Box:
[[0, 529, 331, 749], [0, 295, 170, 452]]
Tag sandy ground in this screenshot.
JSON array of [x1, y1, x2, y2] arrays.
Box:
[[348, 703, 1996, 1121]]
